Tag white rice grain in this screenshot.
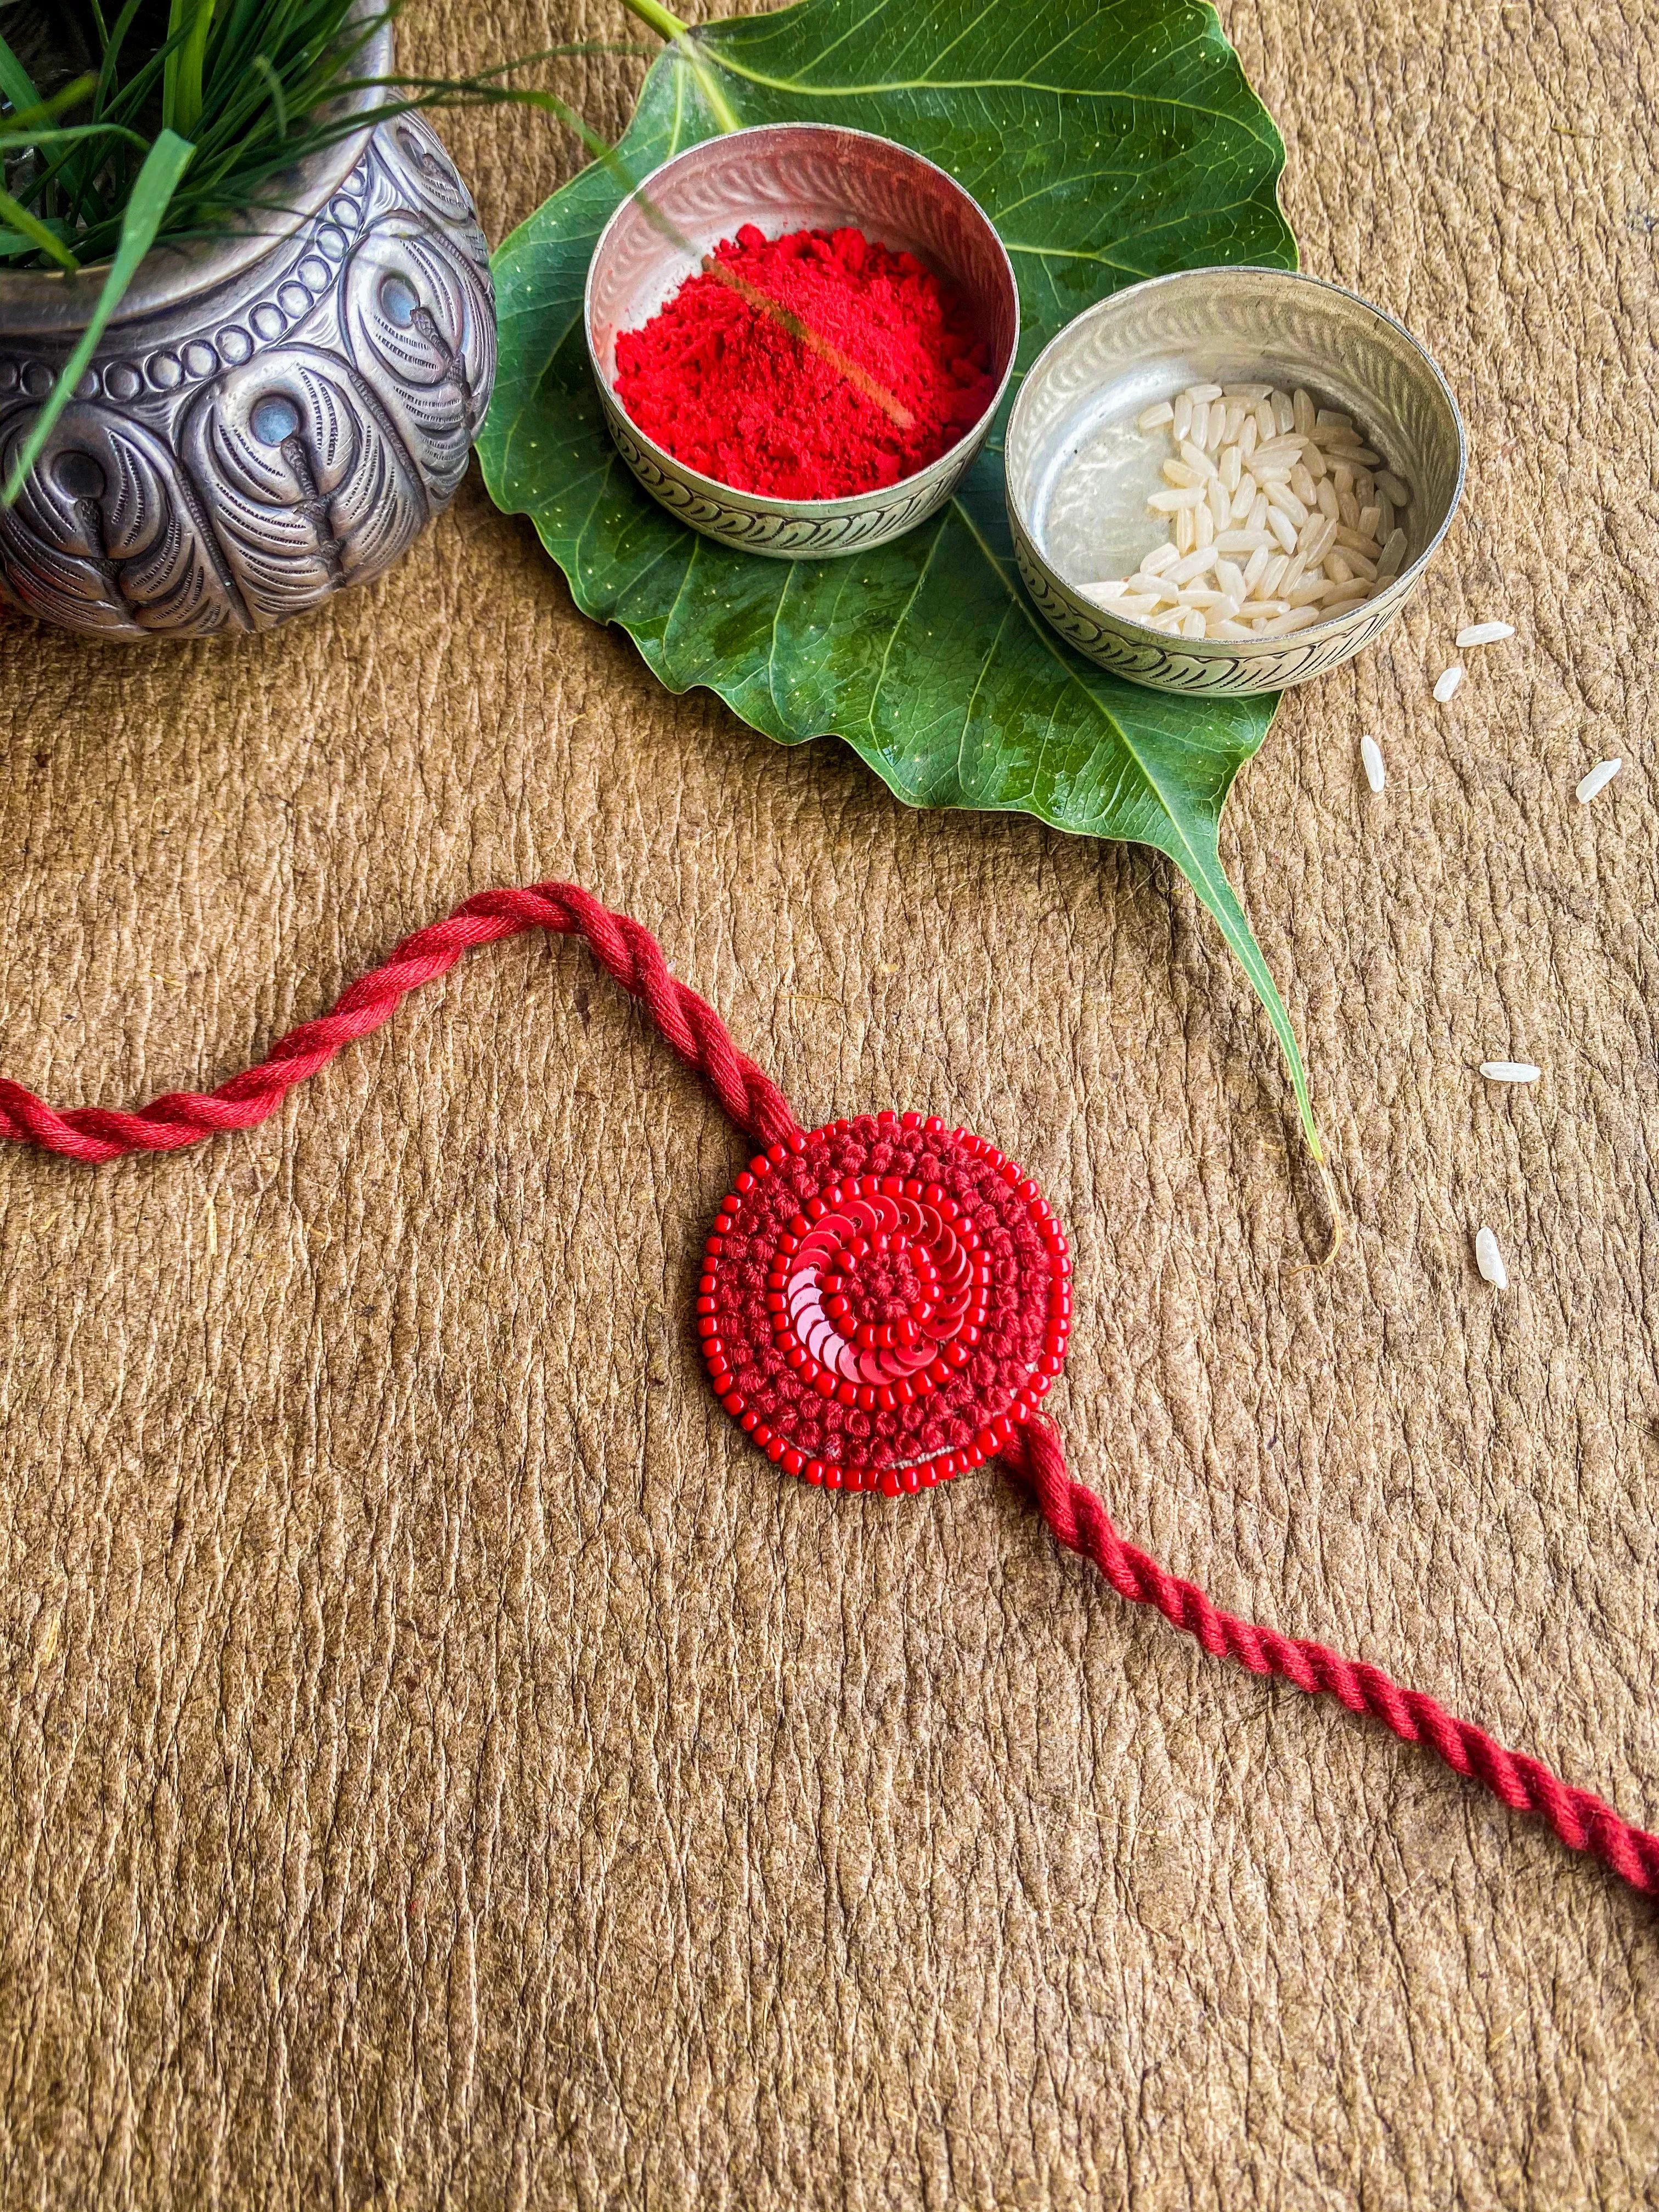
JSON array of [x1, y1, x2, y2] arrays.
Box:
[[1167, 545, 1220, 583], [1184, 382, 1223, 404], [1361, 734, 1385, 792], [1260, 605, 1323, 635], [1457, 621, 1515, 648], [1474, 1226, 1509, 1290], [1575, 758, 1621, 803], [1481, 1062, 1541, 1082], [1216, 558, 1248, 602], [1138, 400, 1175, 432], [1433, 664, 1464, 704]]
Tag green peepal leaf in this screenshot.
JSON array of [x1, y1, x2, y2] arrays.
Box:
[[478, 0, 1322, 1154]]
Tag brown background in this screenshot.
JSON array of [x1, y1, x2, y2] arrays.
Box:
[[2, 1, 1656, 2205]]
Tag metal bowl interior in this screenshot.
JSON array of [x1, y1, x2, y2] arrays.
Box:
[[584, 122, 1018, 519], [1005, 266, 1465, 692]]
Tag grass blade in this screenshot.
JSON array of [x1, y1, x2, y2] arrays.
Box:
[[0, 187, 78, 270], [0, 31, 41, 117], [2, 130, 196, 506]]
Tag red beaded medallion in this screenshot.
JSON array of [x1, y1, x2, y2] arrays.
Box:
[[697, 1111, 1072, 1496]]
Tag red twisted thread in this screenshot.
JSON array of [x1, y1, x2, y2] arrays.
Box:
[[1006, 1416, 1659, 1898], [0, 883, 801, 1165]]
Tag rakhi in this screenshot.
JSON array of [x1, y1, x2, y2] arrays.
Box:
[[3, 881, 1654, 1901]]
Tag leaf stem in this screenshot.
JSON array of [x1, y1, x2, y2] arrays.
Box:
[[613, 0, 743, 133]]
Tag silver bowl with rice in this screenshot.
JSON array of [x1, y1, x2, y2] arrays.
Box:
[[1005, 266, 1466, 694]]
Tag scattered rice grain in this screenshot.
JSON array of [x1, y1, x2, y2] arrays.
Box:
[[1474, 1227, 1509, 1290], [1480, 1062, 1540, 1083], [1457, 620, 1515, 648], [1433, 664, 1464, 703], [1575, 758, 1621, 803], [1361, 734, 1385, 792]]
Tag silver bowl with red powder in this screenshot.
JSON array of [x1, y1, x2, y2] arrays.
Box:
[[583, 123, 1019, 560]]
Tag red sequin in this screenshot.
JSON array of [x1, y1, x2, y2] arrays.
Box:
[[699, 1111, 1071, 1497]]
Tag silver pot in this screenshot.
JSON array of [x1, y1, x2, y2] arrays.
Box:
[[0, 21, 494, 640]]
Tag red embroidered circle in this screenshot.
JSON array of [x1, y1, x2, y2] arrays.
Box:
[[697, 1110, 1071, 1496]]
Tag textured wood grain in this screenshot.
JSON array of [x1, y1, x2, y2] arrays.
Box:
[[2, 2, 1656, 2205]]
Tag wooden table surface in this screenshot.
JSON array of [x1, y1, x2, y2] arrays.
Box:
[[2, 2, 1655, 2204]]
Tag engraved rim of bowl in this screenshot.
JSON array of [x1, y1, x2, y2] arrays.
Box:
[[0, 8, 395, 335], [1005, 263, 1468, 658], [583, 121, 1020, 519]]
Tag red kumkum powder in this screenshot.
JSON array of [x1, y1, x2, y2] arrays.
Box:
[[613, 222, 997, 500]]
